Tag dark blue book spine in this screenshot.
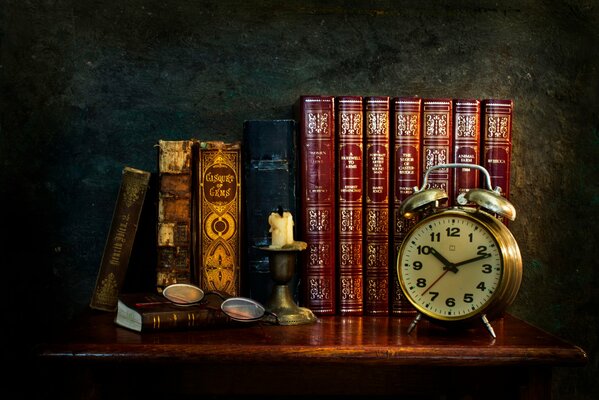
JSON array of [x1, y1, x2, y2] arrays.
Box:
[[242, 120, 299, 304]]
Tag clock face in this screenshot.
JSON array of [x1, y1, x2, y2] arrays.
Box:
[[398, 211, 504, 321]]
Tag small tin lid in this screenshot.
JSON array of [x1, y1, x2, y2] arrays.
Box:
[[162, 283, 205, 305]]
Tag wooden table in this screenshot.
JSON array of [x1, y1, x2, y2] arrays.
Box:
[[34, 311, 587, 399]]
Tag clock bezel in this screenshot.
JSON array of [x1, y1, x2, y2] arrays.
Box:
[[397, 207, 522, 324]]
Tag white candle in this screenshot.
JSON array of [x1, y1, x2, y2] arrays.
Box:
[[268, 211, 294, 248]]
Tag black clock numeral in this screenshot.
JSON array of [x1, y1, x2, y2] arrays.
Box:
[[416, 278, 427, 288], [430, 232, 440, 242], [412, 261, 423, 270], [445, 297, 456, 307], [482, 264, 492, 274], [463, 293, 474, 303], [417, 245, 432, 255], [429, 291, 439, 301], [477, 282, 487, 291], [468, 232, 474, 242], [477, 245, 491, 257], [446, 227, 460, 237]]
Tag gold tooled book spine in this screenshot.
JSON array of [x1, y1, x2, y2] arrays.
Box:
[[196, 141, 241, 296], [90, 166, 151, 311], [364, 96, 390, 316], [336, 96, 364, 315], [391, 97, 422, 316]]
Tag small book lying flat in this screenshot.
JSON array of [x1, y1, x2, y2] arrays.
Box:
[[115, 292, 230, 332]]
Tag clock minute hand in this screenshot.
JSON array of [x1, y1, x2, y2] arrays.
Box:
[[447, 253, 492, 271]]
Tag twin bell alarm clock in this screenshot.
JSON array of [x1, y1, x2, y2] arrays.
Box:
[[396, 163, 522, 338]]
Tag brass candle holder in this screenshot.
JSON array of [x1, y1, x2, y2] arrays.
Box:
[[259, 241, 317, 325]]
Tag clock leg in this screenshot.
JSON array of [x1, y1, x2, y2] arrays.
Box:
[[481, 314, 497, 338], [407, 313, 422, 335]]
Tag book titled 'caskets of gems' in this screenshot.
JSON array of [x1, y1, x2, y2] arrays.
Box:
[[196, 141, 242, 297]]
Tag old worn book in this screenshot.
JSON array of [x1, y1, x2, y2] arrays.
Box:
[[364, 96, 390, 316], [114, 292, 230, 332], [422, 98, 453, 203], [452, 99, 481, 204], [296, 95, 336, 315], [196, 141, 242, 297], [156, 140, 194, 292], [390, 97, 422, 316], [481, 99, 514, 224], [336, 96, 364, 315], [90, 166, 151, 311], [242, 120, 299, 304]]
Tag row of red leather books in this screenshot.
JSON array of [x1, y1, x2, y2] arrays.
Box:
[[295, 95, 513, 316]]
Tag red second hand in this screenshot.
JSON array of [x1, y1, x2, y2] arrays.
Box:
[[421, 269, 450, 296]]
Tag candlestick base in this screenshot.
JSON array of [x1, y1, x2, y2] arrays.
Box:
[[259, 241, 317, 325]]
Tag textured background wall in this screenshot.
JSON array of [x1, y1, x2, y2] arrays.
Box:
[[1, 0, 598, 398]]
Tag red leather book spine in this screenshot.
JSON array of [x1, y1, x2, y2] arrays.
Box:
[[336, 96, 364, 315], [481, 99, 513, 222], [422, 98, 453, 204], [298, 95, 336, 315], [452, 99, 481, 204], [364, 96, 390, 316], [390, 97, 422, 316]]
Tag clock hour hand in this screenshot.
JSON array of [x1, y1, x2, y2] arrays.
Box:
[[430, 247, 458, 273]]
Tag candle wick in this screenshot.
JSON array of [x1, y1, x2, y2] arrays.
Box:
[[277, 205, 284, 217]]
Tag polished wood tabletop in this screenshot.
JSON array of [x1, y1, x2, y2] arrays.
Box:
[[36, 311, 586, 367], [33, 311, 588, 399]]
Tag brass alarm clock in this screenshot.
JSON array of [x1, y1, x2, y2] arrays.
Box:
[[397, 163, 522, 337]]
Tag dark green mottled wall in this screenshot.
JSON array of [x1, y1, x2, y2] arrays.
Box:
[[1, 0, 598, 398]]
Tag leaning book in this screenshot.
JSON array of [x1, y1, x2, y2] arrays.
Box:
[[115, 292, 230, 332], [90, 166, 151, 311]]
